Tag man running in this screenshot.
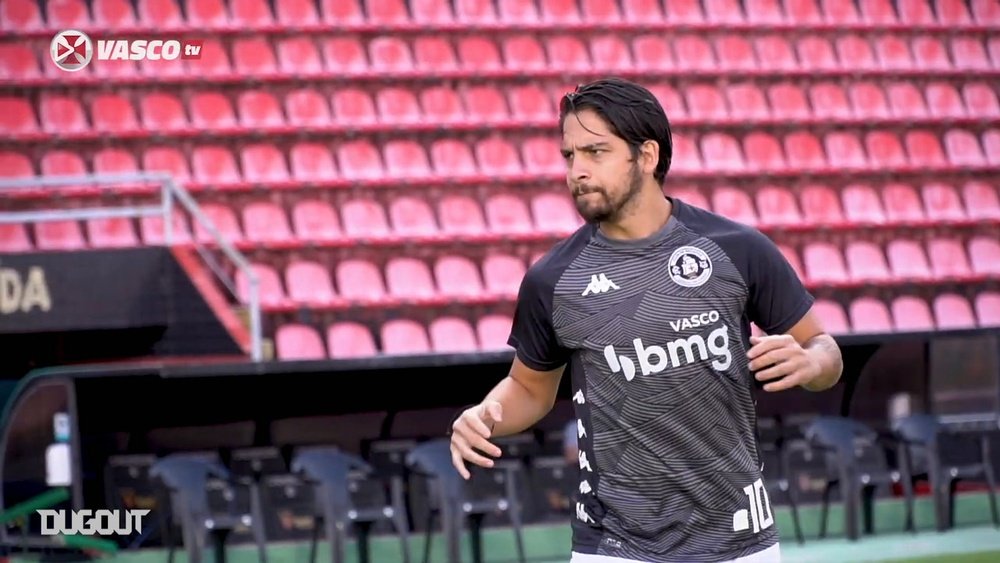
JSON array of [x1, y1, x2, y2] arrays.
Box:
[[449, 78, 843, 563]]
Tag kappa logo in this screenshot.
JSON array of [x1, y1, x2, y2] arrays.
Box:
[[51, 30, 93, 72], [668, 246, 713, 288], [582, 273, 619, 296]]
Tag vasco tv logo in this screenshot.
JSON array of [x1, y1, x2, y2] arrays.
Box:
[[50, 30, 203, 72], [38, 509, 149, 536]]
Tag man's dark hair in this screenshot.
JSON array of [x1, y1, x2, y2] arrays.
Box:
[[559, 77, 673, 185]]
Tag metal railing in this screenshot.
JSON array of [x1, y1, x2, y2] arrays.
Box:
[[0, 173, 263, 361]]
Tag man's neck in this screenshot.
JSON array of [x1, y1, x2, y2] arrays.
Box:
[[599, 190, 673, 241]]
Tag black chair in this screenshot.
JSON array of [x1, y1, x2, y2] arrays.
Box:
[[892, 413, 1000, 532], [104, 454, 159, 547], [802, 416, 913, 541], [405, 438, 526, 563], [149, 452, 268, 563], [291, 446, 410, 563]]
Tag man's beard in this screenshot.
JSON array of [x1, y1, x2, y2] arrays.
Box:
[[572, 164, 644, 223]]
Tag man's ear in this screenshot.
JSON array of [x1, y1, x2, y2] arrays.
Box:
[[639, 140, 660, 175]]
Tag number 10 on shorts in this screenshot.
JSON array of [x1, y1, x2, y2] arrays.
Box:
[[733, 478, 774, 533]]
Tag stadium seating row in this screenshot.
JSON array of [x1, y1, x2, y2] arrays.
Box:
[[274, 290, 1000, 359], [4, 0, 998, 32], [2, 80, 998, 135]]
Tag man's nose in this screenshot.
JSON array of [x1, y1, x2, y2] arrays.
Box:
[[569, 158, 590, 182]]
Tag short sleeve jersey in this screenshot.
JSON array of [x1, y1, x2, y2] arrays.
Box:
[[508, 197, 814, 562]]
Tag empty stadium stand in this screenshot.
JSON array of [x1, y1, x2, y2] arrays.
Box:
[[0, 0, 998, 364]]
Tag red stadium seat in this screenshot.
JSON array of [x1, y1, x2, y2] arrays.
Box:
[[864, 131, 908, 168], [191, 146, 240, 185], [277, 38, 324, 74], [235, 263, 288, 309], [882, 183, 926, 224], [667, 0, 704, 22], [778, 245, 805, 280], [40, 150, 86, 178], [385, 257, 438, 302], [438, 195, 488, 237], [322, 38, 368, 73], [934, 294, 977, 330], [242, 144, 290, 184], [521, 136, 564, 175], [590, 35, 632, 71], [796, 37, 838, 70], [944, 129, 987, 167], [875, 36, 913, 70], [969, 236, 1000, 276], [286, 89, 331, 127], [389, 196, 439, 238], [716, 35, 757, 71], [455, 0, 496, 22], [477, 314, 513, 350], [40, 95, 88, 134], [704, 0, 744, 23], [891, 296, 935, 332], [849, 297, 892, 333], [503, 35, 548, 71], [926, 82, 965, 118], [94, 148, 138, 176], [800, 184, 845, 226], [623, 0, 664, 22], [429, 317, 479, 353], [700, 133, 744, 171], [754, 36, 797, 71], [0, 225, 32, 253], [985, 130, 1000, 166], [369, 37, 413, 73], [187, 0, 230, 27], [229, 38, 277, 76], [820, 0, 859, 22], [431, 139, 478, 177], [194, 203, 243, 244], [93, 0, 137, 27], [921, 183, 967, 222], [86, 218, 138, 249], [784, 131, 826, 170], [842, 184, 886, 225], [140, 213, 192, 246], [277, 0, 319, 24], [382, 140, 432, 178], [837, 35, 877, 70], [238, 90, 285, 128], [242, 202, 294, 245], [276, 324, 325, 360], [412, 0, 453, 23], [539, 0, 580, 23], [674, 36, 716, 70], [951, 37, 991, 71], [886, 82, 928, 118], [140, 92, 188, 132], [546, 35, 591, 72], [813, 299, 850, 334], [975, 292, 1000, 327], [231, 0, 273, 25], [190, 91, 237, 130], [327, 322, 378, 359], [336, 259, 387, 303], [289, 143, 336, 182], [476, 137, 523, 176], [137, 0, 182, 28], [671, 132, 702, 172], [803, 242, 849, 285], [962, 181, 1000, 220], [340, 198, 391, 239], [809, 83, 851, 120], [2, 0, 44, 29], [670, 185, 710, 210], [420, 87, 464, 123], [381, 320, 431, 355], [886, 239, 933, 281], [376, 88, 422, 124], [508, 85, 554, 122], [824, 131, 867, 169], [686, 85, 727, 120], [744, 133, 786, 171], [765, 83, 807, 120], [972, 0, 1000, 23], [845, 241, 892, 283], [911, 37, 951, 71], [457, 37, 502, 71], [435, 255, 485, 298], [464, 86, 510, 123], [413, 37, 457, 72], [964, 82, 1000, 117], [755, 186, 802, 227], [143, 147, 192, 184], [531, 192, 580, 233], [848, 82, 890, 119], [336, 140, 384, 180], [483, 254, 526, 298], [632, 36, 674, 71], [711, 187, 757, 226], [0, 44, 41, 80], [292, 200, 342, 242], [928, 238, 973, 280]]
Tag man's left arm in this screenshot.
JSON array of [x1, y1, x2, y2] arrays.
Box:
[[747, 310, 844, 392]]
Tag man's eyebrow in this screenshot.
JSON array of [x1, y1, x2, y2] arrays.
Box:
[[561, 142, 611, 152]]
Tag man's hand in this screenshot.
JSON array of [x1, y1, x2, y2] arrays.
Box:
[[450, 401, 504, 480], [747, 334, 823, 392]]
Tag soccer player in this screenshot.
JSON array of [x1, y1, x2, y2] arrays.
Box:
[[449, 78, 843, 563]]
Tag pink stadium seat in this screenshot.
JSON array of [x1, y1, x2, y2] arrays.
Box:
[[336, 259, 387, 304], [486, 193, 534, 234], [413, 37, 457, 72], [86, 219, 138, 249], [842, 184, 886, 224], [238, 90, 285, 128], [376, 88, 421, 124], [632, 36, 674, 71], [454, 0, 496, 22], [389, 196, 439, 238], [435, 255, 485, 298], [0, 44, 40, 80], [242, 202, 294, 245], [892, 296, 935, 332], [232, 0, 273, 26], [800, 184, 845, 226], [235, 263, 288, 309], [483, 254, 526, 298], [803, 242, 849, 285], [140, 213, 192, 246], [886, 82, 928, 118], [910, 37, 951, 71], [193, 40, 232, 76], [140, 92, 188, 132], [381, 320, 431, 355], [191, 146, 240, 185], [784, 131, 826, 170], [755, 186, 802, 227], [944, 129, 987, 167], [276, 324, 325, 360], [464, 86, 510, 123], [476, 137, 523, 176], [0, 225, 32, 253], [969, 236, 1000, 276], [457, 37, 502, 71], [420, 87, 464, 123], [754, 36, 797, 72], [340, 198, 391, 239], [186, 0, 229, 27], [194, 203, 243, 243], [778, 245, 805, 280], [928, 238, 973, 280], [824, 132, 867, 169], [290, 143, 337, 182], [143, 147, 191, 184], [809, 83, 852, 120], [685, 84, 727, 120], [671, 132, 702, 172], [385, 257, 438, 302], [951, 37, 991, 71], [590, 35, 632, 71], [711, 187, 757, 226], [962, 181, 1000, 220], [430, 317, 479, 353], [137, 0, 182, 27], [674, 36, 716, 70], [886, 239, 933, 281], [623, 0, 663, 22], [35, 221, 87, 250], [700, 133, 744, 171], [92, 0, 137, 27], [926, 82, 965, 118], [336, 140, 384, 180], [531, 192, 580, 233], [849, 297, 893, 332], [899, 0, 936, 23], [438, 195, 488, 237], [277, 0, 319, 24], [837, 35, 877, 70], [382, 140, 432, 178], [964, 82, 1000, 117], [286, 89, 330, 127], [477, 314, 513, 350], [667, 0, 704, 22], [845, 241, 891, 283], [369, 37, 413, 73], [321, 38, 368, 73], [975, 292, 1000, 327], [882, 183, 926, 224], [2, 0, 43, 29], [546, 35, 592, 72], [190, 92, 237, 130], [540, 0, 580, 22], [875, 36, 913, 70], [498, 0, 539, 21], [670, 185, 710, 210], [94, 148, 138, 176], [849, 82, 890, 119], [40, 95, 88, 134], [704, 0, 744, 23], [277, 38, 324, 75], [796, 37, 838, 70], [765, 83, 807, 120], [40, 150, 86, 178], [521, 136, 563, 175], [745, 0, 784, 23], [921, 183, 967, 222], [716, 35, 757, 71], [972, 0, 1000, 23], [327, 322, 378, 359], [412, 0, 453, 23], [431, 139, 478, 177], [646, 84, 685, 118], [242, 144, 290, 184], [292, 200, 342, 242], [864, 131, 907, 168], [812, 299, 850, 334], [508, 85, 554, 122], [820, 0, 858, 22], [744, 133, 786, 171], [985, 130, 1000, 165], [905, 130, 948, 168], [503, 35, 548, 71], [934, 294, 977, 330]]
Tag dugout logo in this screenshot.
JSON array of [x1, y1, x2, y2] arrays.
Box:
[[51, 30, 93, 72], [668, 246, 712, 288]]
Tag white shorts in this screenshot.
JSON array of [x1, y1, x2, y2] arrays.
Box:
[[570, 542, 781, 563]]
